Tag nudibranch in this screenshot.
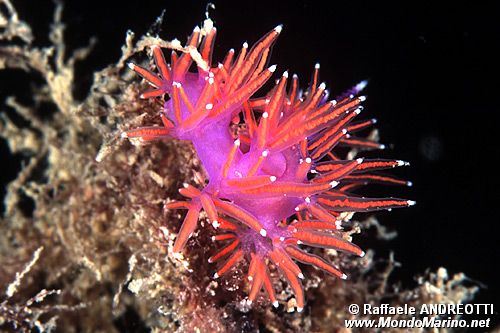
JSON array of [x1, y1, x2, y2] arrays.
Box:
[[123, 20, 413, 312]]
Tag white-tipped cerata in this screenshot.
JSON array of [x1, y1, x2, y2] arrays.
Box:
[[274, 24, 283, 33], [407, 200, 417, 206], [126, 62, 135, 70], [120, 132, 128, 139], [270, 176, 277, 182], [341, 273, 348, 280], [273, 301, 279, 308], [268, 64, 277, 73], [260, 229, 267, 237]]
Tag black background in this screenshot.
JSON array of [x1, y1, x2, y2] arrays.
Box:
[[1, 0, 498, 331]]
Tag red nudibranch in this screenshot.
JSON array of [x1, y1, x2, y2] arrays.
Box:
[[123, 20, 413, 312]]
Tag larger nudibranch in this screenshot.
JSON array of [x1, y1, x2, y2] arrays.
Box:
[[123, 21, 413, 311]]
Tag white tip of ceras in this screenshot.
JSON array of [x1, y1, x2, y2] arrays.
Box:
[[205, 103, 213, 110], [268, 64, 277, 73], [260, 229, 267, 237], [212, 220, 220, 228], [397, 160, 410, 166], [262, 150, 269, 157], [182, 182, 189, 188], [407, 200, 417, 206], [126, 62, 135, 70], [319, 82, 326, 90], [273, 301, 279, 308], [297, 307, 303, 313], [262, 112, 269, 119], [331, 99, 337, 105], [356, 158, 364, 164], [270, 176, 277, 182], [315, 63, 320, 69], [354, 107, 362, 115], [120, 132, 128, 139], [330, 181, 339, 188], [274, 24, 283, 33], [406, 181, 413, 187], [213, 272, 219, 279], [234, 139, 241, 147], [172, 81, 182, 88], [298, 273, 305, 280], [243, 41, 249, 49], [341, 273, 348, 280], [193, 25, 201, 32], [356, 80, 368, 92], [305, 157, 312, 164], [379, 144, 386, 149], [282, 70, 289, 78], [360, 251, 366, 258], [358, 95, 367, 102]]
